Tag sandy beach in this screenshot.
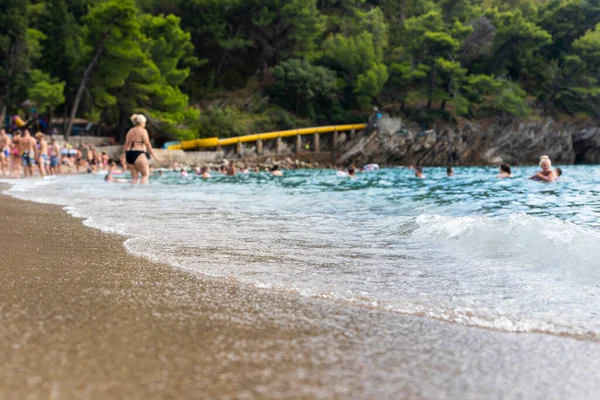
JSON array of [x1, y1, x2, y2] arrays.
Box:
[[1, 189, 600, 399]]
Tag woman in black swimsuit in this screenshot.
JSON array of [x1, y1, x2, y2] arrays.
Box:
[[122, 114, 159, 184]]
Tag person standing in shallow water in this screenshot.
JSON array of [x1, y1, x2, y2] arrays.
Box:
[[0, 129, 10, 176], [35, 132, 49, 178], [48, 138, 60, 176], [122, 114, 159, 184], [10, 131, 21, 177], [20, 130, 37, 178]]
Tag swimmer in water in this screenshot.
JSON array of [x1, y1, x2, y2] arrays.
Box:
[[555, 167, 562, 179], [530, 155, 557, 182], [414, 166, 425, 179], [105, 173, 128, 183], [447, 166, 454, 177], [180, 168, 189, 177], [347, 165, 356, 177], [497, 163, 512, 178], [109, 161, 123, 175], [200, 166, 211, 179], [270, 165, 283, 177], [226, 163, 236, 176]]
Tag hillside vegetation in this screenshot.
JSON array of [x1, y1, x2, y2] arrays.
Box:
[[1, 0, 599, 140]]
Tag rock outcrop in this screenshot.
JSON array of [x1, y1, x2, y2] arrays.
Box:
[[339, 117, 597, 166], [573, 127, 600, 164]]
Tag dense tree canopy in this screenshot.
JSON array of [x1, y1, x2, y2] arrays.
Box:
[[1, 0, 599, 140]]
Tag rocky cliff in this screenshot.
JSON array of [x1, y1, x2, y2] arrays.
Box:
[[338, 117, 599, 166]]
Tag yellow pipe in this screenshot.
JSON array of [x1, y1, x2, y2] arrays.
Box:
[[216, 124, 367, 146], [239, 134, 260, 143], [258, 132, 280, 141], [218, 137, 239, 146], [170, 124, 368, 149], [196, 137, 219, 148], [279, 130, 300, 138]]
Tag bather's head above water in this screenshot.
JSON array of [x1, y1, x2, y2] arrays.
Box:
[[497, 163, 512, 178], [530, 155, 558, 182], [415, 166, 424, 178], [540, 155, 552, 172]]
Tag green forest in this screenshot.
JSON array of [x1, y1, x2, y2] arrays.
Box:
[[1, 0, 599, 141]]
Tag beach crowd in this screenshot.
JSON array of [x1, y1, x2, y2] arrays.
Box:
[[2, 116, 563, 184], [0, 128, 111, 178]]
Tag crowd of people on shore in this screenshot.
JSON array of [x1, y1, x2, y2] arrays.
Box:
[[2, 114, 564, 184], [0, 128, 112, 178]]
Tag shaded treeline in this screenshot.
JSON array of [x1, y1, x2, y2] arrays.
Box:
[[1, 0, 599, 140]]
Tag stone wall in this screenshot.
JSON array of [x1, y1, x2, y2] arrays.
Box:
[[83, 145, 224, 168], [153, 149, 224, 167]]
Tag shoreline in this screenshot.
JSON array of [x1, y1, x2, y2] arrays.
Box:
[[2, 190, 600, 398], [3, 178, 596, 344]]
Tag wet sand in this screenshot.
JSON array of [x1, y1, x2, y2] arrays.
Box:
[[1, 191, 600, 399]]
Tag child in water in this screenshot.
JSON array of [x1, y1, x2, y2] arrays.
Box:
[[555, 167, 562, 179]]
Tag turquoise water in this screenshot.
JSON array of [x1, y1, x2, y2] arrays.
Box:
[[5, 165, 600, 339], [154, 166, 600, 227]]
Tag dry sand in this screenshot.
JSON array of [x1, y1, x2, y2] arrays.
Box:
[[1, 191, 600, 399]]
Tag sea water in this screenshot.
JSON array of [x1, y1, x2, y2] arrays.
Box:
[[4, 166, 600, 339]]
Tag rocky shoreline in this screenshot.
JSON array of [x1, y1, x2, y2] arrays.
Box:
[[337, 117, 600, 167]]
